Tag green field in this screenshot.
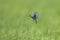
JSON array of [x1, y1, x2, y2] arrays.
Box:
[[0, 0, 60, 40]]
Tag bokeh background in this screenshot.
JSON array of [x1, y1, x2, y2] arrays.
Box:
[[0, 0, 60, 40]]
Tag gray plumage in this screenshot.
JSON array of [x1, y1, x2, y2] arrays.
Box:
[[29, 12, 39, 23]]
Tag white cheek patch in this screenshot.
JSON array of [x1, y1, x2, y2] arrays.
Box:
[[29, 12, 39, 23], [34, 12, 39, 19]]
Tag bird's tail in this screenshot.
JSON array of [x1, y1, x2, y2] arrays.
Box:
[[29, 15, 37, 24], [29, 15, 33, 19], [29, 15, 31, 17]]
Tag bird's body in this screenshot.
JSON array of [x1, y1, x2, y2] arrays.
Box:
[[29, 12, 39, 23]]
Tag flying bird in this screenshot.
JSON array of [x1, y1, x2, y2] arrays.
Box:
[[29, 12, 39, 23]]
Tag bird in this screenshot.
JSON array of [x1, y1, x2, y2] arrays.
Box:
[[29, 12, 39, 23]]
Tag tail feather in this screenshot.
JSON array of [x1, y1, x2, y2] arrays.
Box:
[[29, 15, 37, 24]]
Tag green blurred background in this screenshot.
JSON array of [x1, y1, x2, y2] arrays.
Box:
[[0, 0, 60, 40]]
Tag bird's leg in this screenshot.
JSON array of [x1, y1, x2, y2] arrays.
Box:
[[35, 19, 37, 24]]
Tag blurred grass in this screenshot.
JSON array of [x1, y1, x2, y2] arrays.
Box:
[[0, 0, 60, 40]]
